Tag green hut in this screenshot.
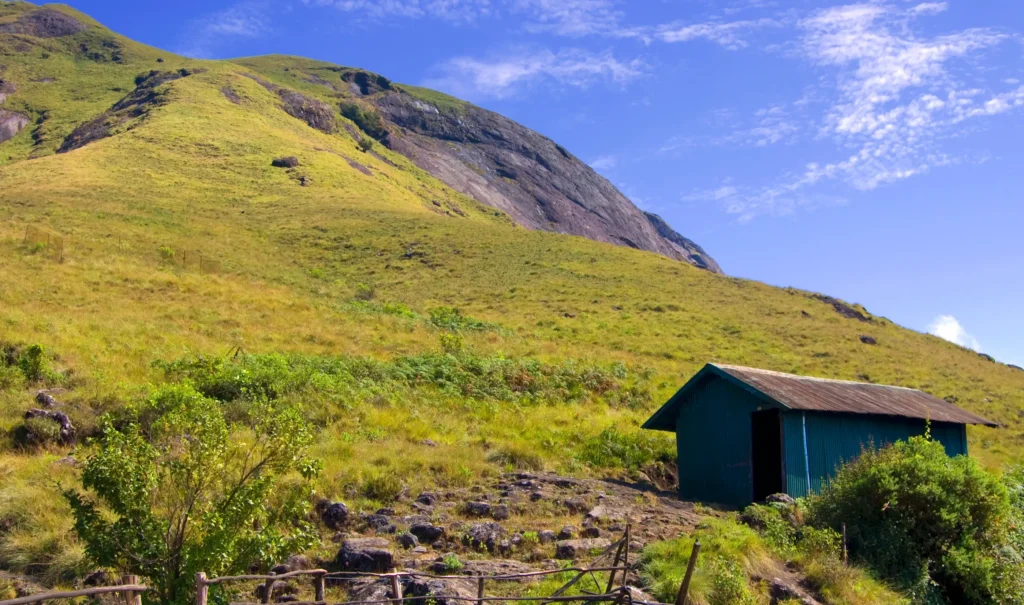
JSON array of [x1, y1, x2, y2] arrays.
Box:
[[642, 363, 996, 507]]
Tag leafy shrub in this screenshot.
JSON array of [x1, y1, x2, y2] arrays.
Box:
[[807, 436, 1018, 604], [742, 504, 796, 557], [158, 245, 175, 262], [358, 138, 373, 152], [340, 102, 388, 141], [576, 428, 675, 472], [64, 387, 319, 605], [354, 283, 375, 301], [442, 553, 463, 572], [17, 344, 50, 382], [428, 306, 493, 331], [16, 416, 63, 448]]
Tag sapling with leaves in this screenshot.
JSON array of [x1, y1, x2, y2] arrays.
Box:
[[64, 385, 321, 605]]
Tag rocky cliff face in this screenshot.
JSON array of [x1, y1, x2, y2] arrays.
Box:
[[359, 86, 720, 273]]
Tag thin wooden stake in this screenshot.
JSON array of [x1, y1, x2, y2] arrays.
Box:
[[315, 572, 326, 603], [121, 575, 142, 605], [842, 523, 848, 565], [674, 541, 701, 605], [196, 572, 208, 605], [604, 534, 627, 593], [477, 576, 486, 605], [390, 572, 402, 605], [622, 524, 630, 591], [262, 574, 276, 605]]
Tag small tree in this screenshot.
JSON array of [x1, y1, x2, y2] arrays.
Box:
[[807, 435, 1018, 603], [64, 385, 320, 605]]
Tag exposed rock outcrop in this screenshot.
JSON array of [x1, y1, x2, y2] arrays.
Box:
[[367, 90, 720, 272], [243, 74, 335, 134], [0, 109, 29, 144], [58, 69, 205, 153], [0, 8, 87, 38]]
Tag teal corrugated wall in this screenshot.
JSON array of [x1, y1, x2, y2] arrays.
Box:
[[782, 412, 968, 498], [676, 377, 779, 507], [673, 375, 970, 505]]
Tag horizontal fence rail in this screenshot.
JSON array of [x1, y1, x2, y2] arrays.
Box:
[[0, 576, 146, 605]]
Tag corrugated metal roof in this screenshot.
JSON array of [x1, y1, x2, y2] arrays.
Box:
[[713, 364, 997, 426]]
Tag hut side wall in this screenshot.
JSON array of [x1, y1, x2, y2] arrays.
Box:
[[675, 376, 782, 507], [782, 412, 969, 498]]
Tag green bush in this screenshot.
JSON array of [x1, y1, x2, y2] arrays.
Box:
[[428, 306, 493, 331], [64, 387, 320, 605], [807, 435, 1020, 604], [340, 102, 388, 141], [17, 344, 50, 382], [0, 365, 24, 391], [358, 138, 373, 152], [487, 444, 543, 471]]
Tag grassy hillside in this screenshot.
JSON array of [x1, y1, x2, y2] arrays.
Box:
[[1, 2, 1023, 597]]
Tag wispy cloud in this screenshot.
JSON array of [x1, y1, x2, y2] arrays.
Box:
[[687, 1, 1022, 220], [178, 1, 271, 58], [424, 48, 646, 99], [656, 18, 777, 49], [590, 155, 617, 170], [302, 0, 493, 22], [512, 0, 623, 36], [929, 315, 980, 350]]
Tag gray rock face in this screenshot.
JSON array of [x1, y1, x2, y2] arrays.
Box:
[[336, 537, 394, 572], [555, 538, 612, 560], [321, 502, 348, 529], [370, 91, 720, 273], [0, 8, 88, 38], [0, 110, 29, 144], [409, 522, 445, 543], [463, 522, 506, 552]]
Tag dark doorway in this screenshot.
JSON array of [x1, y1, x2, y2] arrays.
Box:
[[751, 409, 784, 501]]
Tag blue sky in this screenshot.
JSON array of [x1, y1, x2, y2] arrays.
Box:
[[69, 0, 1024, 366]]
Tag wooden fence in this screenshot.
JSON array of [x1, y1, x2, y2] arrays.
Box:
[[196, 528, 704, 605], [0, 575, 146, 605], [23, 226, 65, 263]]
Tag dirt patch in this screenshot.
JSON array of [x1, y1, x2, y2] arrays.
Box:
[[221, 86, 241, 104], [0, 8, 88, 38], [344, 155, 372, 175], [0, 109, 29, 144], [58, 68, 205, 153], [812, 294, 871, 322]]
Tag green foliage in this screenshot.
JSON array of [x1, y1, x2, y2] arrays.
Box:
[[16, 344, 51, 383], [0, 365, 24, 391], [340, 102, 388, 141], [63, 385, 319, 605], [354, 282, 375, 301], [742, 504, 797, 557], [358, 138, 373, 152], [18, 416, 63, 448], [807, 436, 1020, 604], [640, 518, 771, 605], [441, 552, 463, 572], [428, 306, 493, 331], [158, 246, 175, 262], [576, 428, 675, 472], [155, 351, 651, 408]]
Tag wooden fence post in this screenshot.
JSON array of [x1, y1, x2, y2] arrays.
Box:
[[674, 541, 701, 605], [262, 574, 276, 605], [314, 571, 326, 603], [842, 523, 848, 565], [121, 575, 142, 605], [195, 573, 208, 605], [390, 572, 402, 605], [477, 576, 485, 605]]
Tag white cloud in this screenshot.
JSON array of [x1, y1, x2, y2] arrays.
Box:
[[590, 155, 617, 170], [657, 18, 777, 50], [693, 1, 1021, 220], [929, 315, 980, 351], [179, 1, 270, 58], [512, 0, 623, 36], [424, 48, 646, 99], [304, 0, 493, 21]]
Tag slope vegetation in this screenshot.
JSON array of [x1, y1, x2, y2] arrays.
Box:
[[0, 2, 1022, 597]]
